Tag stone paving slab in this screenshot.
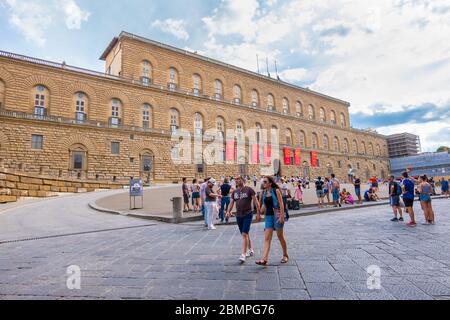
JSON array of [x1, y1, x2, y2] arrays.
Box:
[[0, 194, 449, 300]]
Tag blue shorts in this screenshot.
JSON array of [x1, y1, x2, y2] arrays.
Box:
[[316, 190, 324, 198], [442, 186, 449, 192], [265, 215, 284, 230], [355, 188, 361, 198], [237, 213, 253, 234], [332, 190, 340, 202], [390, 195, 400, 207]]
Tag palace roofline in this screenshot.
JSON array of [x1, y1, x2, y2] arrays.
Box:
[[100, 31, 351, 108]]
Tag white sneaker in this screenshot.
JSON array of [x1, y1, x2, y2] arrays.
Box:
[[246, 249, 254, 257], [239, 254, 246, 262], [208, 226, 217, 230]]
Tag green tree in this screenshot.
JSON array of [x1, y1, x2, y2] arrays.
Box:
[[437, 146, 449, 153]]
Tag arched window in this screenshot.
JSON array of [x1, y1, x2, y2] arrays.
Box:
[[286, 129, 293, 146], [233, 85, 242, 104], [299, 130, 306, 147], [192, 74, 202, 96], [340, 113, 346, 127], [333, 137, 340, 152], [251, 89, 259, 107], [216, 116, 225, 137], [168, 67, 179, 91], [0, 80, 5, 109], [369, 143, 374, 155], [352, 140, 358, 154], [255, 123, 262, 143], [282, 98, 290, 114], [267, 94, 275, 111], [361, 142, 367, 155], [194, 112, 203, 136], [330, 111, 337, 124], [320, 108, 326, 122], [343, 139, 349, 153], [308, 105, 315, 120], [295, 101, 303, 117], [214, 80, 223, 100], [323, 135, 329, 150], [142, 103, 152, 129], [170, 108, 180, 133], [236, 120, 244, 139], [109, 98, 122, 127], [141, 60, 152, 85], [32, 85, 49, 117], [376, 144, 381, 156], [74, 92, 88, 122], [312, 133, 319, 149]]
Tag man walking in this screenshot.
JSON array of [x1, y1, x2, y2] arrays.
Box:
[[401, 172, 417, 227], [441, 177, 449, 198], [226, 176, 261, 263], [219, 178, 232, 223], [388, 175, 404, 222], [200, 177, 211, 227]]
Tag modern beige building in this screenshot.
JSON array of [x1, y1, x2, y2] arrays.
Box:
[[0, 31, 390, 183]]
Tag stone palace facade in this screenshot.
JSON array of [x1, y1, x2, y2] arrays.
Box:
[[0, 31, 390, 183]]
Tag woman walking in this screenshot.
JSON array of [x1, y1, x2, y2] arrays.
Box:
[[417, 175, 435, 225], [191, 179, 201, 213], [256, 176, 289, 266]]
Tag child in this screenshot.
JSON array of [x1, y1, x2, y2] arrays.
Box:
[[294, 182, 303, 204]]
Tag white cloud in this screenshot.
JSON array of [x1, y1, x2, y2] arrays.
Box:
[[278, 68, 310, 83], [200, 0, 450, 150], [151, 19, 189, 41], [61, 0, 90, 30], [2, 0, 90, 46]]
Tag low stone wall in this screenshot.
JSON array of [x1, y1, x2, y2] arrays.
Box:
[[0, 170, 125, 203]]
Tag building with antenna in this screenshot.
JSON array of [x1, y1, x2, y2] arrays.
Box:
[[0, 31, 390, 183]]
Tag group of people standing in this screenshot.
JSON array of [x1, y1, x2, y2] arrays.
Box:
[[388, 172, 439, 227], [182, 175, 289, 265]]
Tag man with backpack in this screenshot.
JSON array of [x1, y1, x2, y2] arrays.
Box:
[[389, 175, 404, 222]]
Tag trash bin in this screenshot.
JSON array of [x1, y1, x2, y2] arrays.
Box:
[[171, 197, 183, 223]]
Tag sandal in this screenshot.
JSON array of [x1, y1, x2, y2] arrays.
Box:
[[281, 256, 289, 264], [255, 260, 268, 266]]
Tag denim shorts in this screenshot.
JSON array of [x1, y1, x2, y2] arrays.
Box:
[[332, 190, 340, 202], [390, 195, 400, 207], [237, 212, 253, 234], [316, 190, 324, 198], [265, 215, 284, 230]]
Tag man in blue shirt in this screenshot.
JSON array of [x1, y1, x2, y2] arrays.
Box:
[[441, 177, 449, 198], [401, 172, 417, 227]]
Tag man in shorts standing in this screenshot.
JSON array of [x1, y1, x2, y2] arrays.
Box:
[[226, 176, 261, 263], [330, 174, 341, 207], [353, 176, 362, 204], [401, 172, 417, 227], [315, 177, 325, 208], [440, 177, 449, 198], [388, 175, 404, 222]]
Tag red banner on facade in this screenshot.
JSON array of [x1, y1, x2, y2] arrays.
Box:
[[284, 148, 292, 165], [294, 148, 301, 166], [311, 151, 317, 168], [226, 140, 236, 161], [251, 144, 259, 164], [263, 144, 272, 165]]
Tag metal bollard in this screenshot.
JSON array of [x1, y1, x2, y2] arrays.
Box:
[[171, 197, 183, 223]]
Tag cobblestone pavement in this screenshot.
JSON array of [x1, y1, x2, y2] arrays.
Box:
[[0, 191, 449, 300]]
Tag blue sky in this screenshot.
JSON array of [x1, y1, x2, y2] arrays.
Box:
[[1, 0, 450, 151]]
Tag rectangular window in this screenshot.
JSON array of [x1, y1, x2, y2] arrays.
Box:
[[111, 142, 120, 155], [73, 152, 84, 170], [31, 135, 43, 150]]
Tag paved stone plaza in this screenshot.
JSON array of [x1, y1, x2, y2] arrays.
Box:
[[0, 190, 449, 300]]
